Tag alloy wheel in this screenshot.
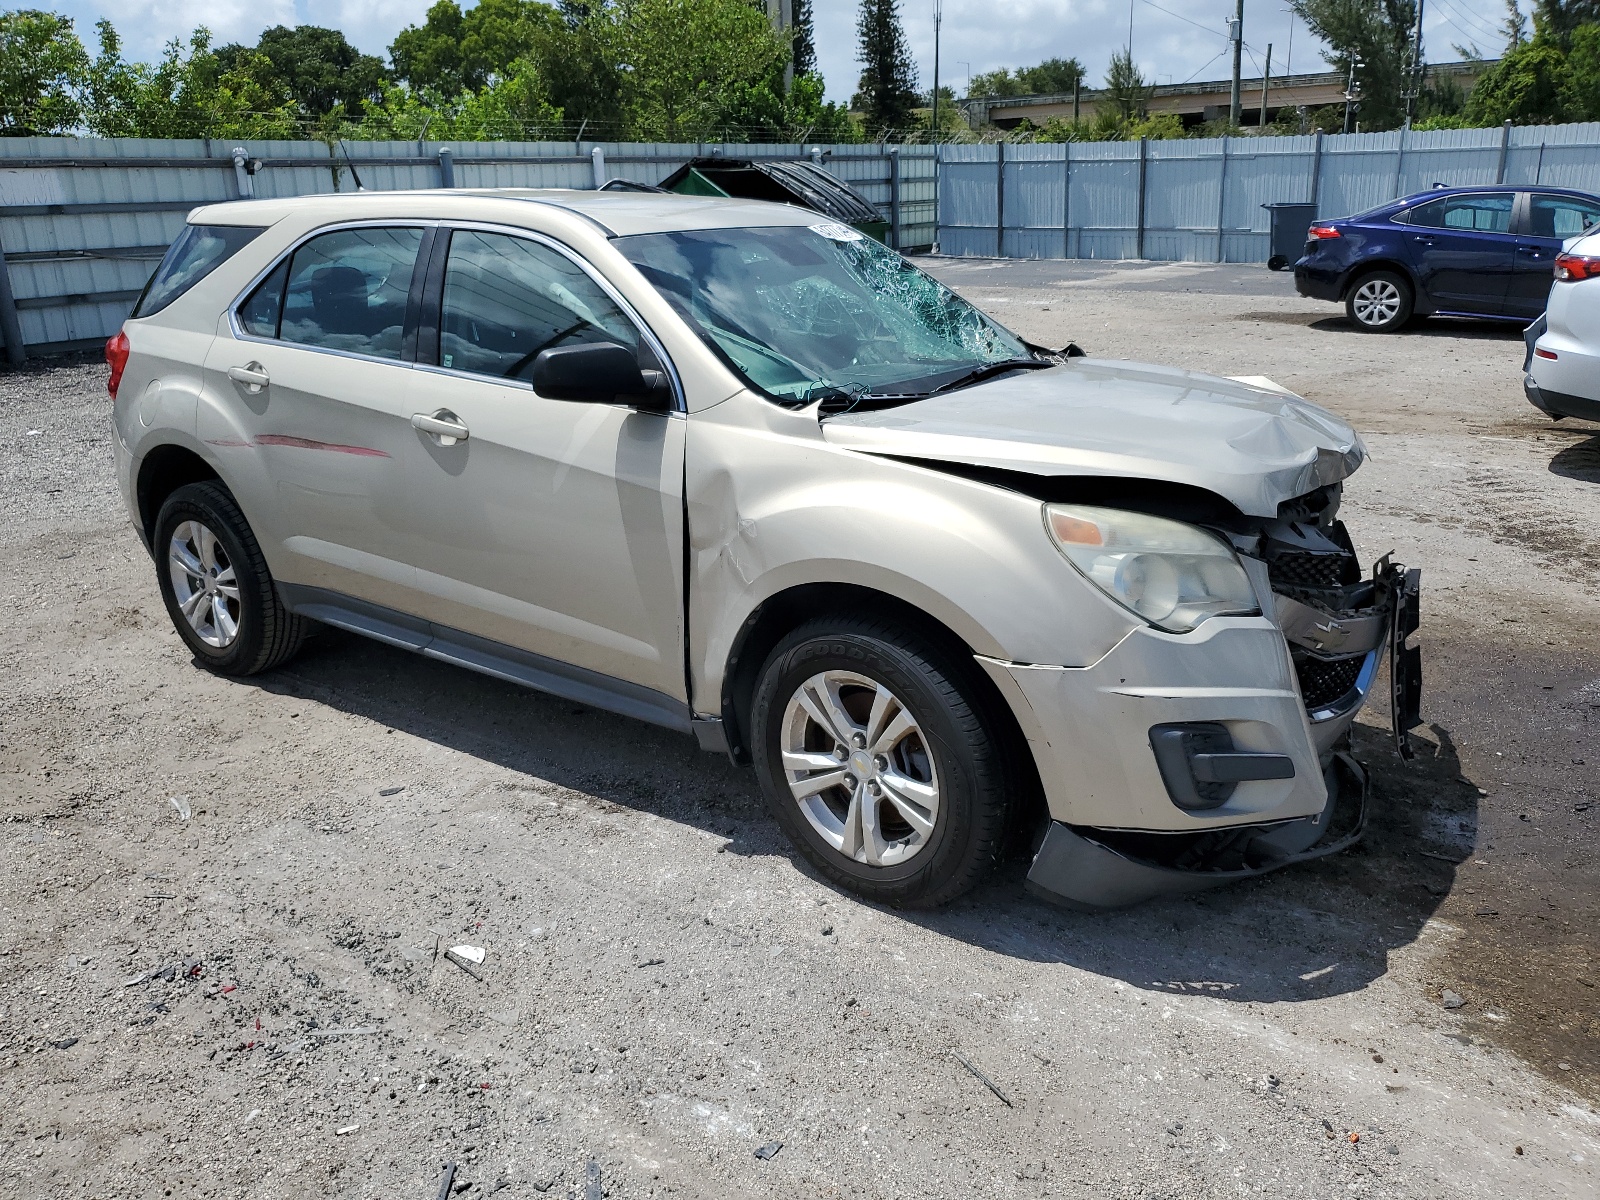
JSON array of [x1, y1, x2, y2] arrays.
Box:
[[167, 519, 241, 649], [779, 670, 940, 867], [1351, 278, 1402, 326]]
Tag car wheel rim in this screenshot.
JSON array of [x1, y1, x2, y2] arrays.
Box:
[[1353, 280, 1401, 325], [168, 519, 241, 649], [779, 670, 940, 868]]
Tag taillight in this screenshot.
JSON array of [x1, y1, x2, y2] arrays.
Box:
[[1307, 225, 1342, 240], [1535, 348, 1559, 360], [105, 330, 129, 399], [1554, 252, 1600, 282]]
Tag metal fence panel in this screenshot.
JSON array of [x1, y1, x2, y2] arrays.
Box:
[[0, 137, 931, 355]]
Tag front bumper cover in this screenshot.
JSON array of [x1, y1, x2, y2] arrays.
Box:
[[1026, 752, 1368, 910]]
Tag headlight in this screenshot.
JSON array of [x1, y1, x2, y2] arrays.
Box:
[[1044, 503, 1259, 633]]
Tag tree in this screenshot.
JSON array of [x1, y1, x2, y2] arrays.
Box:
[[1289, 0, 1422, 130], [0, 9, 88, 135], [1502, 0, 1529, 48], [1533, 0, 1600, 43], [1560, 21, 1600, 118], [854, 0, 918, 132], [792, 0, 817, 78], [1101, 48, 1153, 121], [1017, 57, 1084, 94], [216, 26, 388, 119], [390, 0, 557, 95]]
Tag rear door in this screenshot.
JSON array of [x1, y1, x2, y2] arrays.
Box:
[[200, 223, 434, 612], [1399, 192, 1516, 314], [1508, 192, 1600, 318], [399, 225, 688, 703]]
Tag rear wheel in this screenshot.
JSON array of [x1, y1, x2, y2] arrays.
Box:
[[750, 617, 1013, 908], [1345, 269, 1414, 332], [153, 481, 308, 676]]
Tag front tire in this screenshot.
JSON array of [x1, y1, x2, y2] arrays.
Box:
[[750, 617, 1014, 908], [153, 481, 308, 676], [1345, 269, 1414, 332]]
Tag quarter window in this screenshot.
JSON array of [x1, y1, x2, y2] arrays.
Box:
[[1403, 194, 1513, 234], [1528, 193, 1600, 239], [134, 224, 264, 318], [248, 227, 424, 360], [438, 230, 640, 381]]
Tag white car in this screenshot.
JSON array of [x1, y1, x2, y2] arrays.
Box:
[[1526, 227, 1600, 421]]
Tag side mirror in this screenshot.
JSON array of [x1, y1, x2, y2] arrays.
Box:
[[531, 342, 671, 412]]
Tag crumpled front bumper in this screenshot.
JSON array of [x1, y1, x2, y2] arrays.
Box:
[[998, 557, 1419, 909]]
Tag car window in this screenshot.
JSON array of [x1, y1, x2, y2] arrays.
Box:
[[133, 224, 264, 318], [1403, 194, 1513, 234], [267, 227, 424, 360], [437, 230, 641, 381], [1528, 193, 1600, 239]]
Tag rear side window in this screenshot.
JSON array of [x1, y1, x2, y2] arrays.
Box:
[[1403, 194, 1513, 234], [133, 224, 263, 318], [1528, 193, 1600, 239], [238, 227, 424, 361]]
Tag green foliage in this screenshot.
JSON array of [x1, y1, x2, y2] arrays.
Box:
[[968, 57, 1085, 99], [1101, 48, 1153, 122], [0, 9, 88, 135], [216, 25, 389, 119], [792, 0, 817, 78], [1465, 35, 1577, 122], [1561, 22, 1600, 118], [389, 0, 557, 95], [1289, 0, 1421, 131], [854, 0, 919, 132]]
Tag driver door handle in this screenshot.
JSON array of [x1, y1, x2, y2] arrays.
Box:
[[412, 409, 470, 445]]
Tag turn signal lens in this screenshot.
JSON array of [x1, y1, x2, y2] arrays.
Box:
[[1046, 509, 1104, 547], [1554, 252, 1600, 282], [1307, 225, 1342, 240], [105, 329, 130, 399]]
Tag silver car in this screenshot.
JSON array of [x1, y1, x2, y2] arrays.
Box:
[[107, 190, 1421, 909]]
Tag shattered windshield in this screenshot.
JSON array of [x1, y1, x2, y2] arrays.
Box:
[[617, 223, 1032, 406]]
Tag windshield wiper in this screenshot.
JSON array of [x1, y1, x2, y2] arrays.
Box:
[[924, 357, 1052, 397]]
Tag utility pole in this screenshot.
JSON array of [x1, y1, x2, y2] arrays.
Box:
[[1228, 0, 1244, 127], [931, 0, 942, 139], [1259, 42, 1272, 128], [1342, 56, 1362, 134], [1404, 0, 1427, 123], [1073, 76, 1081, 126]]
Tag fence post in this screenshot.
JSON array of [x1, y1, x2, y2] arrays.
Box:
[[591, 146, 607, 189], [995, 141, 1006, 258], [0, 228, 24, 365], [438, 148, 455, 188], [1062, 142, 1072, 259], [1496, 119, 1512, 183], [1391, 125, 1406, 199], [1136, 137, 1148, 260], [888, 146, 901, 249], [230, 147, 254, 199], [1215, 135, 1229, 263], [1309, 130, 1324, 214]]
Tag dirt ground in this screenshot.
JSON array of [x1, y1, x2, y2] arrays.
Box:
[[1, 259, 1596, 1199]]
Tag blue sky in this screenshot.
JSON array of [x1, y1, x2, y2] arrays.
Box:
[[43, 0, 1512, 105]]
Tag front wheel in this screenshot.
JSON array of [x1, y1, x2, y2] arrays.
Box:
[[750, 617, 1014, 908], [153, 481, 308, 676], [1345, 269, 1414, 332]]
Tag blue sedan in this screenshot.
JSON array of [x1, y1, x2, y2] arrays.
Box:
[[1294, 186, 1600, 332]]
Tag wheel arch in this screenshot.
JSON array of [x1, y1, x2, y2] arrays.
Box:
[[136, 442, 221, 548], [717, 581, 1047, 836], [1340, 259, 1427, 310]]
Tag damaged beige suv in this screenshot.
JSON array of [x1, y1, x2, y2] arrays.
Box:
[[108, 189, 1420, 909]]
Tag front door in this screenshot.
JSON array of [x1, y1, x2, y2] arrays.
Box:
[[200, 224, 433, 612], [1399, 192, 1516, 314], [1508, 192, 1600, 318], [402, 227, 687, 701]]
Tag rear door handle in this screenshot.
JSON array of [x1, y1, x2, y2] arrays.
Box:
[[1411, 235, 1435, 246], [226, 363, 269, 392], [1517, 244, 1547, 256], [412, 409, 469, 445]]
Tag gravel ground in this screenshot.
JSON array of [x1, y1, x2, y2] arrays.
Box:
[[1, 261, 1596, 1199]]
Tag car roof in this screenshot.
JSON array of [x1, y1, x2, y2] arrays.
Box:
[[187, 188, 822, 237], [1389, 184, 1600, 207]]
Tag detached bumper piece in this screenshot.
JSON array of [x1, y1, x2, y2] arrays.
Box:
[[1026, 753, 1368, 910]]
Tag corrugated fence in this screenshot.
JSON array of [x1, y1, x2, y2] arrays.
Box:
[[937, 123, 1600, 261], [0, 138, 937, 358]]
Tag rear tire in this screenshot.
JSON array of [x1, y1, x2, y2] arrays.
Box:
[[1344, 269, 1414, 332], [153, 481, 308, 677], [750, 617, 1013, 908]]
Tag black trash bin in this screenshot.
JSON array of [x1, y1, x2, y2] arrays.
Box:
[[1262, 202, 1318, 271]]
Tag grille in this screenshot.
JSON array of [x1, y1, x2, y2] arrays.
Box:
[[1296, 653, 1365, 710], [1268, 550, 1351, 590]]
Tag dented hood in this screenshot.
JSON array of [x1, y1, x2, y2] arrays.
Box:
[[820, 359, 1366, 517]]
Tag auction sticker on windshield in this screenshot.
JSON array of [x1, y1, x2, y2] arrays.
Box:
[[811, 222, 864, 242]]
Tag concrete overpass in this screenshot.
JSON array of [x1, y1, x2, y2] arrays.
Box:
[[960, 60, 1495, 130]]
